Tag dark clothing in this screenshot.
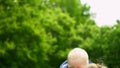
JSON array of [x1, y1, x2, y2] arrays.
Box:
[[60, 60, 93, 68]]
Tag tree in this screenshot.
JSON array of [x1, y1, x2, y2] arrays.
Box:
[[104, 21, 120, 68], [0, 0, 53, 68], [38, 0, 96, 67], [0, 0, 97, 68]]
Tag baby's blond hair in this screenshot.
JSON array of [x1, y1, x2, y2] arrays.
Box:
[[68, 48, 89, 64]]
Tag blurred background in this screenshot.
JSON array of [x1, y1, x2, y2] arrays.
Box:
[[0, 0, 120, 68]]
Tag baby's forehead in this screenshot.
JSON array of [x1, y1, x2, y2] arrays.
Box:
[[68, 63, 85, 68]]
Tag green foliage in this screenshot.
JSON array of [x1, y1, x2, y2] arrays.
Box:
[[104, 23, 120, 68], [0, 0, 120, 68], [80, 23, 120, 68], [0, 22, 52, 68]]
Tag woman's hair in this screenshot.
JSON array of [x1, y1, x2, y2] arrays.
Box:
[[85, 63, 107, 68]]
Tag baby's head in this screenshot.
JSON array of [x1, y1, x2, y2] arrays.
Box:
[[68, 48, 89, 68]]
